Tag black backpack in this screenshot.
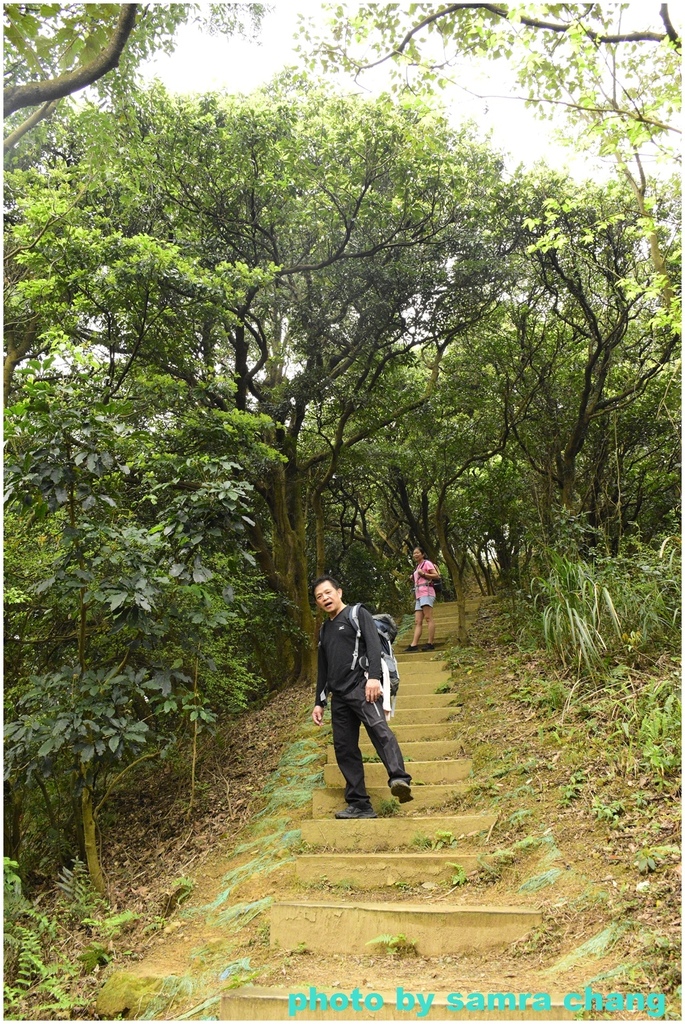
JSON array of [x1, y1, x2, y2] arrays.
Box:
[[419, 559, 443, 592]]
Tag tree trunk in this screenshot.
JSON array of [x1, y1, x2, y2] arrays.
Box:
[[3, 781, 23, 860], [4, 4, 138, 117], [4, 320, 40, 404], [313, 489, 326, 577], [435, 513, 468, 643], [81, 787, 106, 894], [558, 450, 577, 511], [468, 553, 487, 596], [267, 461, 317, 683]]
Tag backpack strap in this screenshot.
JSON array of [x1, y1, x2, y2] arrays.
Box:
[[347, 603, 362, 670]]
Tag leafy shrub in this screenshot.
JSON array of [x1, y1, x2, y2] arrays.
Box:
[[448, 863, 468, 886], [559, 771, 586, 805], [638, 693, 681, 777], [592, 798, 626, 825]]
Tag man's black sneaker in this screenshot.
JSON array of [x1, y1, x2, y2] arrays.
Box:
[[334, 804, 378, 819], [389, 779, 413, 803], [404, 644, 419, 652], [422, 643, 435, 651]]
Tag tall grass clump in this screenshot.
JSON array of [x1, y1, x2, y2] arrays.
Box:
[[531, 538, 680, 681], [524, 538, 681, 780]]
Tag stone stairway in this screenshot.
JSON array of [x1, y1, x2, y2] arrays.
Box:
[[220, 601, 572, 1020]]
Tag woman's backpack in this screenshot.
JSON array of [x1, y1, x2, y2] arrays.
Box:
[[419, 559, 443, 593]]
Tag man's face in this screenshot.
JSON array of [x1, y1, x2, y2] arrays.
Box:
[[314, 582, 344, 617]]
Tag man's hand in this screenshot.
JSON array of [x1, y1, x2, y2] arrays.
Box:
[[312, 705, 325, 726], [365, 678, 382, 702]]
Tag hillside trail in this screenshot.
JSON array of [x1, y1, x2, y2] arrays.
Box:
[[96, 598, 677, 1021]]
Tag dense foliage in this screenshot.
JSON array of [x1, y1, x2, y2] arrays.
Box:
[[3, 5, 680, 1018]]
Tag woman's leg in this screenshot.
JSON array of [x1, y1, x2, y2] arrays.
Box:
[[411, 609, 424, 646], [423, 605, 435, 644]]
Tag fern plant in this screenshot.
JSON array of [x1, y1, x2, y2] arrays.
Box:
[[82, 908, 140, 939], [78, 941, 111, 973], [56, 859, 106, 923], [365, 933, 417, 956], [4, 861, 85, 1020]]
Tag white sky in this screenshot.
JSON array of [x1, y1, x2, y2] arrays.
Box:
[[139, 3, 668, 179]]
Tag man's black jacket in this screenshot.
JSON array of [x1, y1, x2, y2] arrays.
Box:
[[315, 604, 382, 708]]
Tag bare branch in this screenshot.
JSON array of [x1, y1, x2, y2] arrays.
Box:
[[94, 750, 160, 817]]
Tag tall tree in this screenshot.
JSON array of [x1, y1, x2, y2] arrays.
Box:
[[306, 4, 680, 139], [75, 86, 509, 679], [501, 173, 680, 519]]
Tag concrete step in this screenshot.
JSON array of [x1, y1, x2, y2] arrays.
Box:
[[395, 693, 457, 705], [388, 706, 457, 725], [361, 722, 457, 745], [270, 901, 542, 955], [398, 619, 474, 635], [328, 739, 462, 763], [433, 603, 475, 609], [396, 691, 456, 702], [394, 667, 451, 681], [391, 693, 457, 707], [395, 682, 455, 695], [312, 783, 467, 817], [295, 850, 483, 887], [299, 813, 496, 851], [221, 987, 573, 1020], [394, 667, 450, 680], [323, 759, 472, 787], [432, 608, 478, 617], [434, 615, 480, 623], [396, 652, 448, 663]]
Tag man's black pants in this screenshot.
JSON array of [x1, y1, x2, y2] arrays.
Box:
[[331, 680, 412, 809]]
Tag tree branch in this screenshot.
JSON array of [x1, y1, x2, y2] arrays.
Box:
[[660, 5, 682, 50], [4, 99, 58, 155], [301, 344, 445, 471], [94, 749, 159, 817], [4, 5, 138, 117], [344, 3, 671, 76]]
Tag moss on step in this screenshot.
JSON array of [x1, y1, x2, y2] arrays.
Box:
[[96, 972, 190, 1020]]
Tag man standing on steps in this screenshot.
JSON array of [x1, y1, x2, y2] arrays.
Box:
[[311, 575, 412, 819]]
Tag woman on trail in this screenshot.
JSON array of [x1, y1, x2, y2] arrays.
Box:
[[405, 545, 441, 652]]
